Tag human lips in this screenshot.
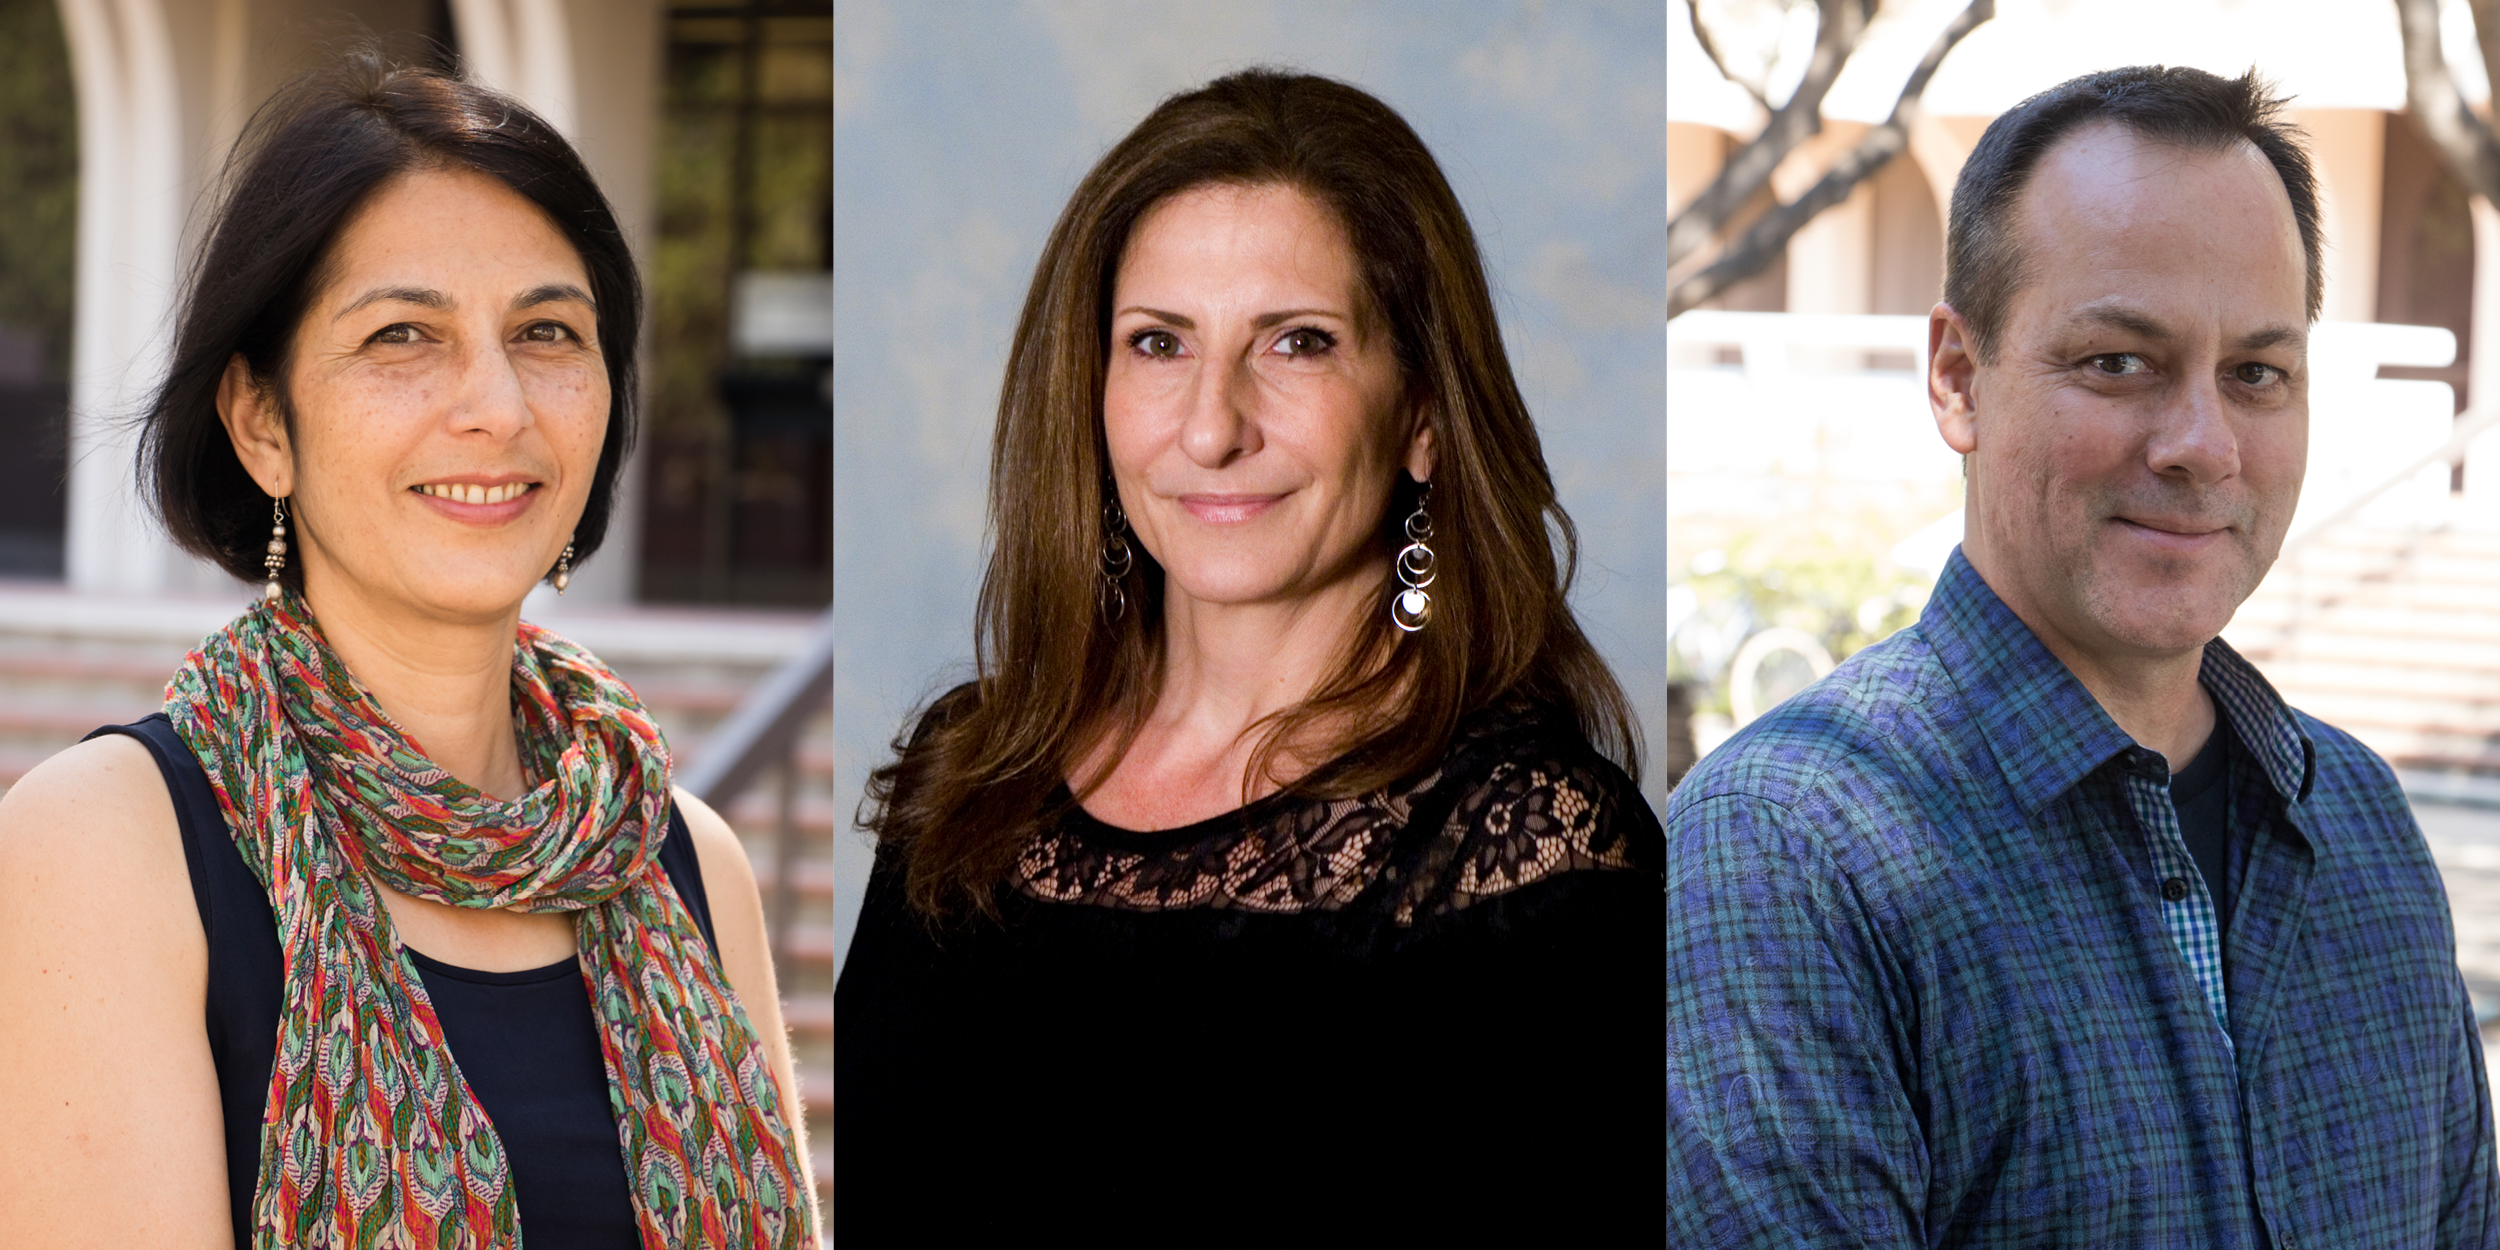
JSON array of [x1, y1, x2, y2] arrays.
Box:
[[1177, 493, 1284, 525], [2111, 513, 2232, 552], [412, 475, 543, 522]]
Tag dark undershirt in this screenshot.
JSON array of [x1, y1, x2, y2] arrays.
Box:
[[2171, 713, 2235, 933]]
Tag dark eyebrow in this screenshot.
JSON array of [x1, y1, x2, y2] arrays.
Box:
[[1251, 308, 1343, 330], [2231, 324, 2303, 354], [2060, 304, 2302, 357], [2066, 305, 2173, 342], [514, 283, 594, 312], [335, 286, 450, 320], [1116, 306, 1346, 331]]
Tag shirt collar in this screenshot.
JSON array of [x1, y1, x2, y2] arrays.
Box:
[[1922, 546, 2317, 817]]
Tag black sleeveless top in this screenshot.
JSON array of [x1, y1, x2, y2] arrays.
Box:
[[93, 714, 719, 1249]]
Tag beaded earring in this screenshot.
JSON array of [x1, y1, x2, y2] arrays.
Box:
[[262, 497, 289, 601]]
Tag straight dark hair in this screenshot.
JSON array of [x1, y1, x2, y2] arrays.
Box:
[[861, 67, 1641, 920], [1945, 65, 2323, 363], [143, 48, 641, 591]]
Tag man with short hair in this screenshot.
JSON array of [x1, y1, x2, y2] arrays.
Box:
[[1667, 66, 2499, 1247]]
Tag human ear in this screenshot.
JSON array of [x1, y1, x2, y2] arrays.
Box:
[[1929, 302, 1980, 456], [1402, 400, 1435, 484], [215, 355, 295, 498]]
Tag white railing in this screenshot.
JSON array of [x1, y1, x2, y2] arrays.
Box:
[[1669, 311, 2469, 569]]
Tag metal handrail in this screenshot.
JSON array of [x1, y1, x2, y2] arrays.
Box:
[[682, 604, 833, 969]]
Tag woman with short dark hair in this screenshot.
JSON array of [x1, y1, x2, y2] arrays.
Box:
[[0, 54, 817, 1246], [836, 68, 1663, 1243]]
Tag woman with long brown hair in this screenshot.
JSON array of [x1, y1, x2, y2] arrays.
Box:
[[835, 69, 1662, 1241]]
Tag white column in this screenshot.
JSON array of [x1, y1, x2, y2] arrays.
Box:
[[458, 0, 658, 605], [1777, 122, 1874, 316], [57, 0, 195, 595], [2299, 110, 2386, 325], [450, 0, 579, 141], [2464, 197, 2500, 515]]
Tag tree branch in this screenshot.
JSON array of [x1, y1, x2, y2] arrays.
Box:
[[2397, 0, 2500, 207], [1668, 0, 1868, 268], [1669, 0, 1992, 319], [1685, 0, 1775, 113]]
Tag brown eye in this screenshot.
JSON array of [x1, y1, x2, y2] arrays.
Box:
[[369, 324, 420, 345], [2234, 362, 2281, 386], [521, 321, 574, 343], [2089, 352, 2147, 375], [1129, 330, 1181, 358], [1275, 328, 1336, 358]]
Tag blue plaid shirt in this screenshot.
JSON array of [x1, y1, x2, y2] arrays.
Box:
[[1667, 548, 2497, 1248]]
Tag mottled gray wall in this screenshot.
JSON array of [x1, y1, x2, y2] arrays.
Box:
[[833, 0, 1665, 966]]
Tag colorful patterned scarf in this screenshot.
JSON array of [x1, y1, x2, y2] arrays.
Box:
[[164, 592, 816, 1248]]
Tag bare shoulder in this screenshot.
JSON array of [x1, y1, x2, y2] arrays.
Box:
[[0, 733, 184, 883], [0, 734, 229, 1239], [672, 785, 759, 894]]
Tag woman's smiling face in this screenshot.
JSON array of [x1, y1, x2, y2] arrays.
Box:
[[1102, 181, 1432, 616], [221, 163, 609, 620]]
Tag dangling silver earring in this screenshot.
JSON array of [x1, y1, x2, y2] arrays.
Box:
[[262, 497, 289, 601], [553, 539, 576, 595], [1391, 482, 1435, 633], [1100, 497, 1134, 622]]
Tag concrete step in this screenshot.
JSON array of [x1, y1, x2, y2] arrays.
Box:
[[2243, 659, 2500, 700], [2231, 628, 2500, 672], [2239, 576, 2500, 616], [2227, 600, 2500, 644]]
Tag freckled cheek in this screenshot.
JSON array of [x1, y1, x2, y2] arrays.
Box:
[[306, 377, 444, 453]]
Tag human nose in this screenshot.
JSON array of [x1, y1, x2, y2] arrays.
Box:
[[1177, 352, 1260, 469], [2147, 370, 2239, 483], [447, 334, 536, 439]]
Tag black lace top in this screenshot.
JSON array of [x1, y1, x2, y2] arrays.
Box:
[[834, 700, 1665, 1244]]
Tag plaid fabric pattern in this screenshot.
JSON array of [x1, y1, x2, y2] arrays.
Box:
[[1667, 547, 2497, 1248], [2121, 732, 2230, 1036]]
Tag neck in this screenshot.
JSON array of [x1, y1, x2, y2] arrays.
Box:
[[1964, 538, 2216, 771], [1144, 559, 1387, 765], [300, 569, 528, 801], [2048, 638, 2216, 771]]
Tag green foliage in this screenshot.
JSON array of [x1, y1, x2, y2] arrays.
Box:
[[0, 0, 77, 379], [1671, 522, 1934, 718]]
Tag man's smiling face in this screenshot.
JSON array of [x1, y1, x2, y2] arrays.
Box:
[[1940, 119, 2311, 670]]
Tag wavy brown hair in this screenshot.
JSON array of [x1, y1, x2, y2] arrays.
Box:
[[862, 67, 1639, 919]]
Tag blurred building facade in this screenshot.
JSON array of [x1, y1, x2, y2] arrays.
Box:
[[1670, 0, 2500, 787], [0, 0, 830, 608]]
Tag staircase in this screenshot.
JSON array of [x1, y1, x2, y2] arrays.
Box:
[[2224, 521, 2500, 790], [0, 578, 836, 1203]]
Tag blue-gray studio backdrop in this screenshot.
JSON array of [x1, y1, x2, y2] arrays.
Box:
[[833, 0, 1665, 967]]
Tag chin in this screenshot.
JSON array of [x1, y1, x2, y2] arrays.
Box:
[[2084, 585, 2247, 656], [404, 570, 542, 618]]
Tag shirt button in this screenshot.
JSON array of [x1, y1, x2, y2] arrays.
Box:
[[2161, 877, 2190, 902]]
